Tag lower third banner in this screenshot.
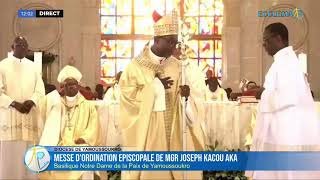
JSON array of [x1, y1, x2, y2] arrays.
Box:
[[24, 146, 320, 173]]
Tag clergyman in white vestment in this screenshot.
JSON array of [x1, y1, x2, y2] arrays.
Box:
[[0, 36, 45, 179], [103, 71, 122, 103], [205, 77, 228, 102], [101, 71, 122, 147], [119, 10, 179, 180], [247, 23, 320, 179], [39, 65, 101, 180]]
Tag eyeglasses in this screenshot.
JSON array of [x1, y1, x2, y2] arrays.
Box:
[[175, 42, 182, 48]]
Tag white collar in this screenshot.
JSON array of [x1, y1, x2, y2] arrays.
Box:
[[65, 92, 80, 107], [11, 56, 26, 62], [273, 46, 294, 61], [149, 41, 166, 64]]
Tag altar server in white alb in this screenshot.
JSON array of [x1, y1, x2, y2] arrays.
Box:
[[247, 22, 320, 179], [101, 71, 122, 147], [103, 71, 122, 103], [0, 36, 45, 179]]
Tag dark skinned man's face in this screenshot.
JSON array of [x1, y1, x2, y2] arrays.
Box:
[[155, 35, 178, 58], [12, 37, 29, 59], [208, 79, 219, 92], [64, 78, 80, 97], [262, 30, 281, 56]]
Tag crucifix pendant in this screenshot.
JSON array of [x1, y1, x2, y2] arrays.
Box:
[[66, 121, 72, 130], [67, 111, 73, 130]]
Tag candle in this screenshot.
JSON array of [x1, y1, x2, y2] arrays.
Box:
[[34, 52, 42, 76], [298, 53, 307, 74]]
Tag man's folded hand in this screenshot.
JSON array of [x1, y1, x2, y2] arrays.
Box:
[[75, 138, 86, 144], [157, 76, 174, 89], [179, 85, 190, 98], [10, 101, 27, 114], [22, 100, 35, 114]]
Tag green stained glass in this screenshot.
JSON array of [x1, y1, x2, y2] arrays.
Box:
[[101, 58, 116, 77], [117, 0, 132, 15], [116, 16, 131, 34], [101, 40, 116, 58], [199, 17, 214, 35], [134, 17, 153, 34], [116, 58, 131, 72], [116, 40, 132, 57], [101, 16, 116, 34], [101, 0, 116, 15], [134, 40, 149, 56], [184, 0, 199, 16], [186, 40, 198, 58], [199, 41, 213, 58], [215, 40, 222, 58], [184, 16, 198, 35], [200, 0, 215, 16]]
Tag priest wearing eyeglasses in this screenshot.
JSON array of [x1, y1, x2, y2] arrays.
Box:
[[247, 22, 320, 179]]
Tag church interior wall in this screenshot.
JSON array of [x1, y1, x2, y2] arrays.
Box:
[[0, 0, 100, 89], [0, 0, 319, 99]]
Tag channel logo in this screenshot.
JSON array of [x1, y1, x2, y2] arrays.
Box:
[[24, 146, 50, 173]]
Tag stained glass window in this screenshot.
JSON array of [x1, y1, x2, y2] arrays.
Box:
[[101, 17, 116, 34], [100, 40, 115, 58], [134, 40, 149, 56], [100, 0, 224, 86], [134, 17, 153, 35], [199, 41, 213, 58], [101, 58, 116, 81]]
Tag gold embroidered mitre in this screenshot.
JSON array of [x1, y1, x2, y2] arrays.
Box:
[[153, 10, 179, 36]]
